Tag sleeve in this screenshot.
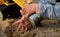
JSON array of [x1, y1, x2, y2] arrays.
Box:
[[40, 0, 56, 5], [39, 3, 60, 21]]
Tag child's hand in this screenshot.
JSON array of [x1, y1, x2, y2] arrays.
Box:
[[20, 3, 39, 18], [12, 16, 31, 32]]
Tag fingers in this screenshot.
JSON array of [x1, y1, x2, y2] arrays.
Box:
[[20, 6, 31, 18], [12, 17, 31, 32], [12, 20, 20, 26], [16, 24, 28, 32], [16, 18, 25, 32], [20, 8, 26, 16], [20, 10, 22, 14], [21, 26, 24, 31], [25, 26, 28, 31], [16, 24, 22, 32], [16, 19, 24, 32], [12, 17, 24, 26], [16, 19, 30, 32]]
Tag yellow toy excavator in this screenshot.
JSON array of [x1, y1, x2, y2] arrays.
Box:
[[13, 0, 33, 8], [0, 0, 33, 8], [0, 0, 33, 20]]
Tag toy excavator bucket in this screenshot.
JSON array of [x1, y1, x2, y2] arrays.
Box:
[[13, 0, 27, 8]]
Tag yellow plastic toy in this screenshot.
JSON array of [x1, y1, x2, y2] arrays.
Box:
[[0, 0, 5, 5], [13, 0, 27, 8], [0, 0, 15, 6], [0, 0, 33, 7], [13, 0, 33, 8]]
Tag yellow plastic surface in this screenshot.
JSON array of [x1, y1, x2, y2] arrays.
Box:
[[4, 3, 15, 6], [0, 0, 15, 6], [0, 0, 5, 5], [13, 0, 27, 8]]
